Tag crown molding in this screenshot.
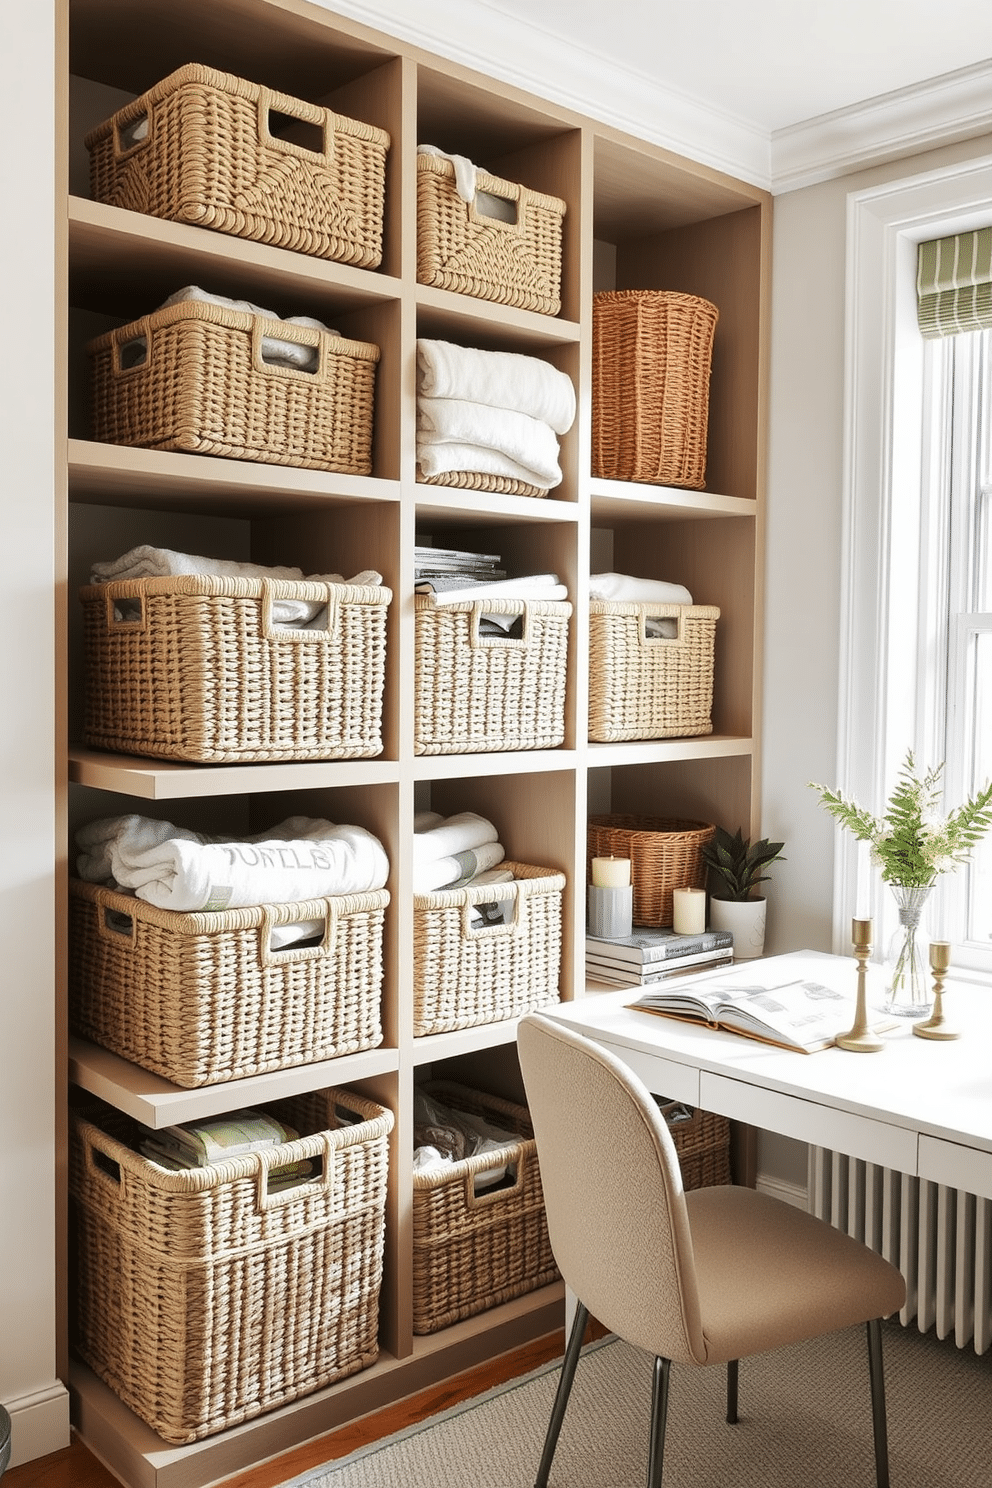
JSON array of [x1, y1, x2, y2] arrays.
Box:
[[771, 60, 992, 194]]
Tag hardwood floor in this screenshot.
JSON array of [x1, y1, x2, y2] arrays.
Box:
[[3, 1327, 589, 1488]]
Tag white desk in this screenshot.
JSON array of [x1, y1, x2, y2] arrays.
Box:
[[544, 950, 992, 1201]]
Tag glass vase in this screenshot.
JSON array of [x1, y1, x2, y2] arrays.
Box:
[[883, 884, 934, 1017]]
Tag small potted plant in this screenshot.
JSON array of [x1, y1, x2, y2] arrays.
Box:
[[701, 826, 786, 959]]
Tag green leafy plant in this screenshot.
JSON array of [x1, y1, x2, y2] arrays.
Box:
[[808, 751, 992, 887], [701, 826, 786, 902]]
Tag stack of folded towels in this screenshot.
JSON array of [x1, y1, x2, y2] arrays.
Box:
[[140, 1108, 316, 1190], [413, 1086, 520, 1188], [89, 544, 382, 629], [76, 813, 390, 948], [413, 811, 515, 926], [416, 338, 576, 493], [590, 572, 694, 638]]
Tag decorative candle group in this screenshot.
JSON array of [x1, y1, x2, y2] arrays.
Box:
[[672, 887, 706, 935]]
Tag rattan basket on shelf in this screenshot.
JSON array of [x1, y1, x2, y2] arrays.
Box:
[[588, 601, 720, 741], [587, 815, 716, 928], [658, 1102, 733, 1189], [85, 64, 389, 267], [592, 289, 718, 489], [417, 468, 550, 499]]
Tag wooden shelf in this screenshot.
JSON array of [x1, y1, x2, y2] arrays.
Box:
[[586, 735, 756, 769], [68, 746, 401, 800], [590, 479, 758, 522]]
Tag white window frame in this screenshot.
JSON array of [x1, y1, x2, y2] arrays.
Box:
[[836, 154, 992, 970]]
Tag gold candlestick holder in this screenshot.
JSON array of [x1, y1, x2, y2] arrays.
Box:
[[913, 941, 959, 1040], [835, 918, 885, 1052]]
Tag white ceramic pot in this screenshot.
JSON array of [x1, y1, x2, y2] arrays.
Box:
[[708, 896, 766, 959]]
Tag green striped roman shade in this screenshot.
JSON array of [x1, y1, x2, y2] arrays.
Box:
[[917, 227, 992, 338]]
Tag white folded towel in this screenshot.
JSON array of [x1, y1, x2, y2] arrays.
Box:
[[159, 286, 339, 372], [412, 839, 506, 895], [89, 546, 382, 627], [416, 340, 576, 434], [417, 397, 562, 487], [415, 574, 568, 613], [412, 812, 498, 867], [76, 815, 389, 930], [589, 573, 694, 606], [416, 439, 559, 491]]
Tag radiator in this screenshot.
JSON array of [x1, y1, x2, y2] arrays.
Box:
[[807, 1146, 992, 1355]]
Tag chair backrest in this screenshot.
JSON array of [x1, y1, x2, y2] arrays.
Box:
[[517, 1012, 708, 1364]]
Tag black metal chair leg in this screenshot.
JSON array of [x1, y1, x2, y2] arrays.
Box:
[[534, 1301, 590, 1488], [866, 1318, 892, 1488], [646, 1356, 671, 1488], [726, 1359, 739, 1424]]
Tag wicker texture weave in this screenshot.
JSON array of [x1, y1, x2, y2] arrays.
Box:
[[592, 290, 718, 489], [587, 815, 716, 928], [413, 863, 565, 1037], [588, 601, 719, 742], [85, 64, 389, 267], [658, 1103, 733, 1189], [414, 596, 571, 755], [80, 575, 390, 763], [88, 299, 379, 474], [69, 880, 388, 1087], [417, 154, 565, 315], [412, 1082, 559, 1334], [418, 470, 549, 498], [70, 1089, 393, 1443]]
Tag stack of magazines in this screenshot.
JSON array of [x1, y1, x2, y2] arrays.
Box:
[[414, 543, 505, 594], [585, 927, 734, 988]]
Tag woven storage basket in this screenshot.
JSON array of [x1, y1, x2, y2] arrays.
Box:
[[413, 863, 565, 1037], [417, 153, 565, 315], [80, 574, 390, 763], [87, 299, 379, 473], [587, 815, 716, 928], [657, 1101, 732, 1189], [592, 290, 719, 489], [414, 595, 571, 755], [588, 601, 720, 742], [85, 64, 389, 267], [417, 469, 549, 499], [412, 1082, 559, 1334], [69, 1088, 393, 1443], [68, 879, 389, 1087]]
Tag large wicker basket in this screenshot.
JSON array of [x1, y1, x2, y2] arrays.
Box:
[[417, 153, 565, 315], [588, 601, 719, 741], [70, 1089, 393, 1443], [69, 879, 389, 1087], [86, 64, 389, 268], [87, 298, 379, 473], [592, 290, 718, 489], [413, 863, 565, 1036], [587, 815, 716, 928], [658, 1101, 733, 1189], [80, 574, 390, 763], [414, 596, 571, 755], [412, 1082, 559, 1334]]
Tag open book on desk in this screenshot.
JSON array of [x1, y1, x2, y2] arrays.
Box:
[[630, 964, 894, 1053]]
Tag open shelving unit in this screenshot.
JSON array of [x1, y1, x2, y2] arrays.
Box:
[[57, 1, 770, 1483]]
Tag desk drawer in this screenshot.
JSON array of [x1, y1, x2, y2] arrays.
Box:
[[919, 1135, 992, 1202], [598, 1038, 700, 1105], [700, 1073, 918, 1172]]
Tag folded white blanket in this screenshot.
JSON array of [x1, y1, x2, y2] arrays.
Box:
[[160, 286, 339, 372], [412, 812, 498, 867], [416, 438, 559, 491], [418, 397, 562, 486], [415, 574, 568, 608], [589, 573, 694, 605], [90, 546, 382, 627], [417, 340, 576, 434], [76, 815, 389, 938], [413, 839, 506, 895]]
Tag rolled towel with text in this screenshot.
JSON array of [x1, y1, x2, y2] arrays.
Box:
[[416, 339, 576, 434]]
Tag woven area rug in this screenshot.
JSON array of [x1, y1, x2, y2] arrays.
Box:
[[282, 1321, 991, 1488]]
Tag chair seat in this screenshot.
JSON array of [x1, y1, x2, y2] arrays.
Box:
[[686, 1185, 907, 1364]]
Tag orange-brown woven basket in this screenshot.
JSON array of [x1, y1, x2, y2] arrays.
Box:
[[592, 290, 718, 489], [587, 815, 716, 928], [658, 1101, 733, 1189]]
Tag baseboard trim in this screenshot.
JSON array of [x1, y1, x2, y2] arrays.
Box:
[[6, 1381, 71, 1468], [755, 1173, 808, 1210]]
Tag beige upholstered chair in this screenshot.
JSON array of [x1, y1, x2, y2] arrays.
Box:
[[517, 1013, 908, 1488]]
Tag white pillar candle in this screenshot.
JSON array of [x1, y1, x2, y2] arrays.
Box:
[[672, 887, 706, 935], [591, 855, 631, 888]]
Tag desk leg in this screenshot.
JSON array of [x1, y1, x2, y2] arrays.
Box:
[[731, 1122, 758, 1188]]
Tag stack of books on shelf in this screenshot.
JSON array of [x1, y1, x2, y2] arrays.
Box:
[[585, 927, 734, 988], [414, 544, 505, 596]]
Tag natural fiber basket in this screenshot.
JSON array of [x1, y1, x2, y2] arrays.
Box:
[[588, 601, 720, 741], [592, 290, 719, 489], [80, 574, 390, 763], [69, 879, 389, 1087], [86, 64, 389, 267], [658, 1101, 732, 1189], [88, 299, 379, 473], [417, 153, 565, 315], [587, 815, 716, 928], [417, 469, 549, 499], [69, 1088, 393, 1443], [414, 595, 571, 755], [412, 1082, 559, 1333], [413, 863, 565, 1036]]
